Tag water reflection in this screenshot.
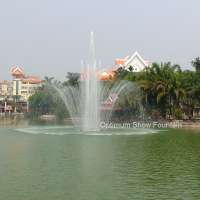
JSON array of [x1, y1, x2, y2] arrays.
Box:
[[0, 127, 200, 199]]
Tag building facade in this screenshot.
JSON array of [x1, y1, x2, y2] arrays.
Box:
[[115, 52, 151, 72], [0, 66, 43, 113], [99, 52, 151, 81], [0, 81, 13, 97], [11, 67, 43, 101]]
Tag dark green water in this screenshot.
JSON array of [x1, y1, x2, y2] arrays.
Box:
[[0, 126, 200, 200]]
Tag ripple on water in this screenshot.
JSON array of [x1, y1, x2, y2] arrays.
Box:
[[14, 126, 162, 136]]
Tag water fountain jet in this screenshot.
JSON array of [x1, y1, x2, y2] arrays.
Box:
[[51, 32, 142, 131]]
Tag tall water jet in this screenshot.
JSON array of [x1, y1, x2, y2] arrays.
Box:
[[50, 32, 143, 132], [81, 32, 100, 131]]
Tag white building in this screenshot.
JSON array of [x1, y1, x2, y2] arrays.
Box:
[[115, 52, 151, 72], [0, 80, 13, 97], [11, 66, 43, 101]]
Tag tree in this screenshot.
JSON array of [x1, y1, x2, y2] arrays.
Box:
[[44, 76, 54, 83], [180, 70, 200, 117], [128, 66, 133, 72], [132, 62, 185, 118], [63, 72, 80, 87], [28, 90, 54, 117], [28, 84, 68, 120], [192, 57, 200, 72]]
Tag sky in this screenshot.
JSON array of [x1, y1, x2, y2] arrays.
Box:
[[0, 0, 200, 80]]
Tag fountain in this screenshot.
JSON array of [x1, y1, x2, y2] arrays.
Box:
[[81, 32, 100, 131], [52, 32, 142, 131]]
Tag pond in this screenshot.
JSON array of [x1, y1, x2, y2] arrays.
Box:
[[0, 126, 200, 200]]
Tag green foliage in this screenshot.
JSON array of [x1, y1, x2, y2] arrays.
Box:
[[28, 85, 68, 121], [29, 90, 54, 117], [174, 108, 183, 120], [192, 57, 200, 72], [114, 60, 200, 119], [63, 72, 80, 87], [28, 71, 80, 121], [29, 58, 200, 121], [53, 95, 69, 120]]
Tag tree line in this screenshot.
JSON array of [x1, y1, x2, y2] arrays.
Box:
[[28, 57, 200, 121], [115, 57, 200, 120]]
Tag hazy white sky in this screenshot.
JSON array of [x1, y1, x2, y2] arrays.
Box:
[[0, 0, 200, 80]]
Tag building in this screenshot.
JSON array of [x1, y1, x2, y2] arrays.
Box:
[[0, 66, 43, 113], [99, 52, 151, 81], [0, 80, 13, 97], [11, 66, 43, 101], [115, 51, 151, 72]]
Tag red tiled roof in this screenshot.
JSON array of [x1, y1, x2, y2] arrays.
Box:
[[10, 66, 25, 77], [22, 76, 44, 84], [115, 59, 126, 65]]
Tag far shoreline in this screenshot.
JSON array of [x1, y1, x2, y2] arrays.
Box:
[[181, 121, 200, 129]]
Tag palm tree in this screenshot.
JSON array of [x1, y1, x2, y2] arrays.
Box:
[[44, 76, 54, 84], [137, 62, 185, 118], [63, 72, 80, 87], [192, 57, 200, 72]]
